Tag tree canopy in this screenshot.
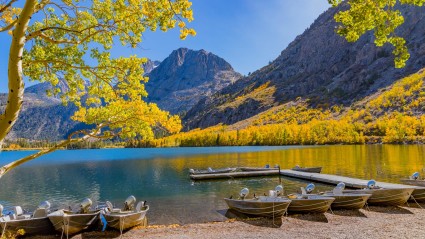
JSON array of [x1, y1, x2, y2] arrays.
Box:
[[329, 0, 425, 68], [0, 0, 195, 177]]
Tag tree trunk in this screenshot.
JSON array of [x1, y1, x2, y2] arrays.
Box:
[[0, 0, 36, 145]]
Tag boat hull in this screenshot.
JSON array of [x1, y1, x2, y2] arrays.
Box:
[[292, 167, 322, 173], [287, 196, 334, 213], [224, 197, 291, 217], [239, 167, 277, 172], [190, 168, 236, 175], [104, 210, 148, 231], [409, 188, 425, 202], [343, 188, 414, 206], [400, 179, 425, 187], [0, 217, 54, 235], [48, 210, 100, 235], [323, 193, 371, 210]]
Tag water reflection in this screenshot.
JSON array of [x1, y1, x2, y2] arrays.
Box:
[[0, 145, 424, 224]]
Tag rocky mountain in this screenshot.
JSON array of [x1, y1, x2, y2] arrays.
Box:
[[184, 4, 425, 130], [1, 49, 240, 140], [145, 48, 242, 115], [143, 59, 161, 74]]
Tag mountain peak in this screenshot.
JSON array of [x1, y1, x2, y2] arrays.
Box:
[[145, 48, 241, 114]]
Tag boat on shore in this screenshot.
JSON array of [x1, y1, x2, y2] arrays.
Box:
[[292, 166, 322, 173], [224, 188, 291, 217], [400, 172, 425, 187], [286, 184, 334, 213], [343, 180, 414, 206], [48, 198, 100, 236], [189, 167, 236, 175], [323, 183, 371, 210], [102, 196, 149, 232], [0, 201, 55, 235]]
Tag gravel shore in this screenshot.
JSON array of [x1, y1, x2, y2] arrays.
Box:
[[28, 204, 425, 239]]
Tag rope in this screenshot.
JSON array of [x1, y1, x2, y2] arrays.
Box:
[[409, 195, 424, 209], [1, 221, 6, 239], [119, 217, 125, 238]]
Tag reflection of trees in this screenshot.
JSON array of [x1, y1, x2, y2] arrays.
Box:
[[0, 146, 423, 221]]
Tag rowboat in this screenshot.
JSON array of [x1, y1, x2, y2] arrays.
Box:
[[342, 180, 414, 206], [292, 166, 322, 173], [401, 179, 425, 187], [0, 201, 55, 235], [239, 166, 279, 172], [400, 172, 425, 187], [48, 198, 100, 237], [343, 188, 413, 206], [102, 196, 149, 233], [224, 187, 291, 217], [224, 197, 291, 217], [286, 195, 335, 213], [189, 167, 236, 175], [323, 183, 371, 209]]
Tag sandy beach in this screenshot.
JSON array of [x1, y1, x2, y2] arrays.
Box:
[[28, 204, 425, 239]]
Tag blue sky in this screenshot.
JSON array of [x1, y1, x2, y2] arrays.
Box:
[[0, 0, 330, 93]]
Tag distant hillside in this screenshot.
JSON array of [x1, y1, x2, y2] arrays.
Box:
[[184, 4, 425, 130], [131, 68, 425, 147], [145, 48, 242, 115]]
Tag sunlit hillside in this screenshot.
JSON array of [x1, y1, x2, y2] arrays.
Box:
[[128, 69, 425, 147]]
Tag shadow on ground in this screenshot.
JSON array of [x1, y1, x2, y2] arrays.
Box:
[[219, 209, 282, 228], [286, 213, 329, 223], [331, 209, 367, 218], [367, 206, 413, 214]]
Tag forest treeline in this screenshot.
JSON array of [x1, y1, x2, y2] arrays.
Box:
[[127, 69, 425, 147]]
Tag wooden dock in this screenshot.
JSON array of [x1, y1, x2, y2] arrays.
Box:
[[279, 170, 418, 189], [190, 170, 280, 180]]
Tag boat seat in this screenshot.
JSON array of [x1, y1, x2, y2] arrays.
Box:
[[135, 201, 145, 212], [33, 208, 48, 218], [16, 215, 31, 220]]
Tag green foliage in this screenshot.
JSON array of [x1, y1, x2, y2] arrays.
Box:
[[330, 0, 425, 68]]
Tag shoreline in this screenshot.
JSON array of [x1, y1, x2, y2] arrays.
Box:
[[28, 204, 425, 239]]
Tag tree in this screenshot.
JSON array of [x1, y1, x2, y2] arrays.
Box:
[[329, 0, 425, 68], [0, 0, 195, 178]]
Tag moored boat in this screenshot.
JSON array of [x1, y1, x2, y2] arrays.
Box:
[[323, 183, 371, 210], [343, 180, 414, 206], [102, 195, 149, 232], [239, 165, 279, 172], [189, 167, 236, 175], [48, 198, 100, 236], [0, 201, 55, 235], [224, 188, 291, 217], [292, 166, 322, 173]]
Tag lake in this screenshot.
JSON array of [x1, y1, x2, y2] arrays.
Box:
[[0, 145, 424, 224]]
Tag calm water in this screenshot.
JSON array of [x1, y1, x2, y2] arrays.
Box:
[[0, 145, 424, 224]]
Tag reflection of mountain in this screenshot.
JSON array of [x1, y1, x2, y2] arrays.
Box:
[[0, 146, 421, 223]]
